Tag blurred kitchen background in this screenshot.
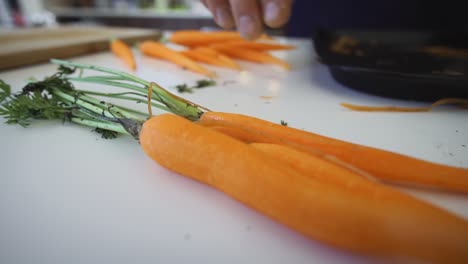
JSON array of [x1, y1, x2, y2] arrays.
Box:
[[1, 0, 214, 29], [0, 0, 287, 34]]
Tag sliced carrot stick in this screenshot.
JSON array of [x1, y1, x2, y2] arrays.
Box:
[[180, 49, 239, 70], [170, 30, 271, 46], [180, 50, 227, 68], [140, 113, 468, 263], [192, 47, 241, 70], [110, 39, 136, 71], [139, 41, 215, 78], [216, 39, 296, 51], [198, 112, 468, 193], [211, 45, 291, 70]]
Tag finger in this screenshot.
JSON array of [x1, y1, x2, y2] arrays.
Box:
[[229, 0, 263, 39], [204, 0, 235, 29], [261, 0, 293, 28]]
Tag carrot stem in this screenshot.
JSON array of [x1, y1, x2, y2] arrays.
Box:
[[71, 117, 130, 135]]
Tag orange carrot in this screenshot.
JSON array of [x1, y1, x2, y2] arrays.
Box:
[[211, 45, 291, 69], [209, 125, 270, 143], [110, 39, 136, 71], [170, 30, 271, 46], [210, 125, 378, 182], [180, 49, 239, 70], [216, 39, 296, 51], [139, 41, 215, 78], [250, 142, 376, 185], [192, 47, 241, 70], [198, 112, 468, 193], [140, 113, 468, 263]]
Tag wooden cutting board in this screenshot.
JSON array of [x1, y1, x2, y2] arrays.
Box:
[[0, 26, 162, 70]]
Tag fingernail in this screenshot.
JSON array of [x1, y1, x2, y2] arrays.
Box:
[[265, 2, 280, 23], [239, 15, 257, 39], [215, 7, 234, 28]]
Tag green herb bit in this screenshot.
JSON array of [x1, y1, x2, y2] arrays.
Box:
[[93, 127, 119, 139], [175, 84, 193, 94], [280, 120, 288, 126], [195, 79, 216, 88]]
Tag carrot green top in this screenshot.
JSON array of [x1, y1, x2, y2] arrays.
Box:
[[0, 59, 210, 140]]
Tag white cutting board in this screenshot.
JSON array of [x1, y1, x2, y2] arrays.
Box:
[[0, 38, 467, 264]]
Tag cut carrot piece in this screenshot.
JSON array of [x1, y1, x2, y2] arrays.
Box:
[[216, 39, 296, 51], [211, 45, 291, 70], [110, 39, 136, 71], [170, 30, 272, 46], [192, 47, 241, 70], [180, 49, 240, 70], [139, 41, 215, 78]]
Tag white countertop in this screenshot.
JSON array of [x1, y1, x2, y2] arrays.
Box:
[[0, 38, 467, 264]]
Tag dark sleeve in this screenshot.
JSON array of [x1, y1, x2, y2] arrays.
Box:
[[286, 1, 467, 37]]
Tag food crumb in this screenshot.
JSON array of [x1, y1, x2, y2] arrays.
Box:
[[223, 80, 237, 86]]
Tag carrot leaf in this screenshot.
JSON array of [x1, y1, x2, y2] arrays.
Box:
[[0, 80, 11, 103]]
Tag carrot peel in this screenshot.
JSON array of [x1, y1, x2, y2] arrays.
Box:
[[341, 98, 468, 112]]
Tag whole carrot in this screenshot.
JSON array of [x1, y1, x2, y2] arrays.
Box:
[[139, 41, 216, 78], [198, 112, 468, 193], [141, 114, 468, 264], [110, 39, 136, 71]]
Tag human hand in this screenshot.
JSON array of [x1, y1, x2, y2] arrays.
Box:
[[201, 0, 294, 39]]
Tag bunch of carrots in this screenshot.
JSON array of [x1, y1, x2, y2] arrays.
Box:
[[1, 60, 468, 264], [110, 30, 295, 76]]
